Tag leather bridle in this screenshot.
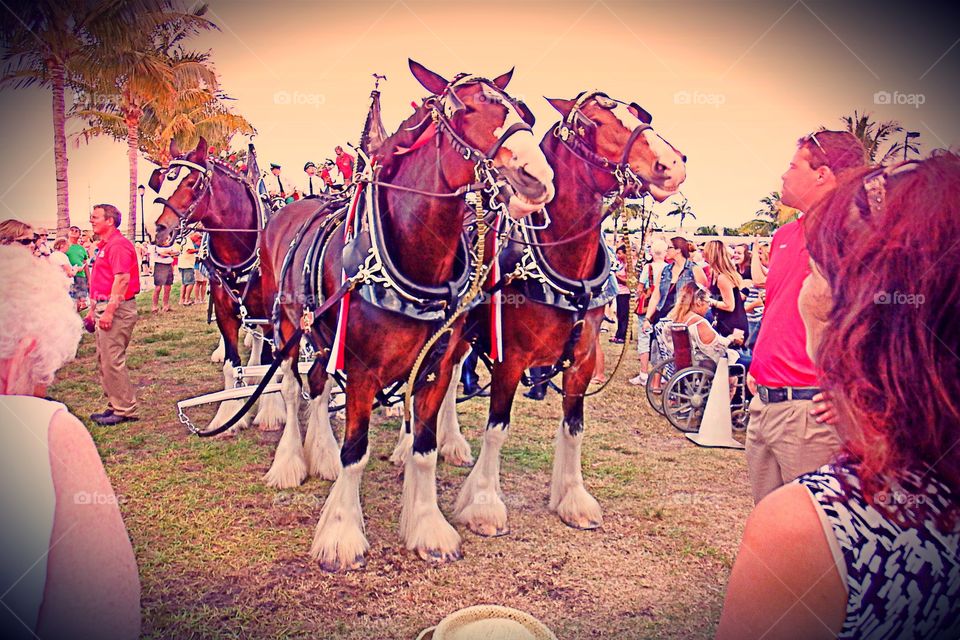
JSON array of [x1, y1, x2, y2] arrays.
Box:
[[151, 158, 215, 228], [554, 90, 659, 198], [369, 74, 538, 209]]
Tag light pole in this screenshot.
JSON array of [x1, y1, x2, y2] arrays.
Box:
[[903, 131, 920, 161], [137, 184, 145, 242]]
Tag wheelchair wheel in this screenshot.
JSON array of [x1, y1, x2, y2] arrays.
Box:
[[731, 409, 749, 432], [645, 358, 675, 416], [663, 366, 713, 432]]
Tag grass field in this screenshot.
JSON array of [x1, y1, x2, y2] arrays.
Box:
[[51, 284, 753, 639]]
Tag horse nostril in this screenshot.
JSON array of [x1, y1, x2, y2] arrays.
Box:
[[681, 155, 688, 163]]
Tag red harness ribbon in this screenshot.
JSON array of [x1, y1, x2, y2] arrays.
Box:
[[326, 185, 366, 374]]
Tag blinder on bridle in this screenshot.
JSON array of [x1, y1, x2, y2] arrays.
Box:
[[433, 73, 536, 162], [150, 157, 214, 225], [556, 90, 657, 193]]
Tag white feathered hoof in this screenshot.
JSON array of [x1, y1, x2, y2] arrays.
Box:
[[207, 400, 249, 438], [210, 338, 225, 363], [389, 430, 413, 467], [253, 392, 285, 432], [439, 432, 474, 468], [304, 429, 341, 481], [400, 451, 463, 563], [403, 506, 463, 564], [453, 490, 509, 537], [263, 447, 308, 489], [310, 459, 370, 572], [550, 486, 603, 530]]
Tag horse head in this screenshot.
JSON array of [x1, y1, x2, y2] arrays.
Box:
[[409, 60, 555, 218], [546, 92, 686, 201], [151, 137, 215, 247]]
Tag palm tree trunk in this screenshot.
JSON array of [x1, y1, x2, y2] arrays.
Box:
[[50, 60, 70, 235], [126, 112, 140, 240]]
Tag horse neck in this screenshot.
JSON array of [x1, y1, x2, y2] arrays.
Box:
[[380, 142, 466, 285], [206, 170, 258, 264], [538, 134, 614, 279]]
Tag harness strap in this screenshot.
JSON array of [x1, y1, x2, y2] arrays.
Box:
[[195, 277, 356, 438]]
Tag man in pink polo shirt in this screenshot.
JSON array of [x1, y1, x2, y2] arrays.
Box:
[[746, 130, 866, 503], [86, 204, 140, 425]]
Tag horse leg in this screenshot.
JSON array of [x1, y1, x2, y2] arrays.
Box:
[[399, 363, 462, 563], [252, 335, 285, 432], [388, 396, 413, 466], [310, 378, 377, 572], [436, 345, 473, 467], [210, 335, 225, 363], [549, 353, 602, 530], [453, 361, 522, 537], [263, 357, 307, 489], [303, 374, 341, 481], [206, 308, 249, 436]]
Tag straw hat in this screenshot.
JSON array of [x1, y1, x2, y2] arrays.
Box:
[[416, 605, 558, 640]]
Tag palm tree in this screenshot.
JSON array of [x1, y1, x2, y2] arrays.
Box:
[[739, 191, 798, 236], [76, 79, 254, 166], [665, 196, 696, 230], [0, 0, 176, 235], [72, 5, 218, 237], [840, 110, 920, 165]]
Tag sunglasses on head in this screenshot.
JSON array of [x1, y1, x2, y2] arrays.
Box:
[[805, 131, 828, 158]]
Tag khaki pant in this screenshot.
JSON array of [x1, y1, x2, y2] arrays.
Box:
[[94, 299, 138, 417], [745, 395, 841, 504]]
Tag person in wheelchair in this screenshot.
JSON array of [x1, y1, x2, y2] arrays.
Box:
[[647, 282, 749, 431], [655, 282, 746, 372]]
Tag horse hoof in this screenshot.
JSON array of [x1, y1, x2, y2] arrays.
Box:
[[319, 554, 366, 573], [468, 522, 510, 538], [417, 547, 462, 563], [560, 515, 602, 531], [443, 453, 475, 468]]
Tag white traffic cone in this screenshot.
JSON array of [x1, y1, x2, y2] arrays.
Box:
[[686, 354, 745, 449]]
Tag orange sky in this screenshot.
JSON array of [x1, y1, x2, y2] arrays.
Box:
[[1, 0, 957, 233]]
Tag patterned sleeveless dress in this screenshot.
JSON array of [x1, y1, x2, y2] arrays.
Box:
[[796, 463, 960, 639]]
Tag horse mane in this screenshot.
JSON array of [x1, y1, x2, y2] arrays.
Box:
[[373, 100, 434, 181]]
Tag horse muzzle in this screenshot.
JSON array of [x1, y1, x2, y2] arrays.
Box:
[[500, 166, 555, 219]]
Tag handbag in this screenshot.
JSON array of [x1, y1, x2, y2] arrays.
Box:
[[634, 264, 655, 315]]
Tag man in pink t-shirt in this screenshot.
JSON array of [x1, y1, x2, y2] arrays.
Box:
[[745, 131, 866, 503], [86, 204, 140, 425]]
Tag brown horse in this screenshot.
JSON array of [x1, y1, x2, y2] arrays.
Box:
[[258, 60, 555, 570], [432, 91, 687, 537], [152, 138, 287, 436]]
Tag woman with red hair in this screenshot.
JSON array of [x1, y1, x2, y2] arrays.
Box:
[[717, 152, 960, 638]]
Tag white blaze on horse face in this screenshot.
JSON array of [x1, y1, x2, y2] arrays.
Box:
[[493, 104, 555, 218], [608, 102, 686, 196], [641, 130, 686, 191]]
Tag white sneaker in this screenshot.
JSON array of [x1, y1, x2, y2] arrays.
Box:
[[629, 373, 648, 386]]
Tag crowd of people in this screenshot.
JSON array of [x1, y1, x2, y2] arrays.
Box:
[[1, 128, 958, 639]]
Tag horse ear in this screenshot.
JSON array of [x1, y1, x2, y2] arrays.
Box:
[[545, 97, 577, 117], [491, 67, 514, 90], [194, 136, 209, 158], [628, 103, 653, 125], [409, 59, 448, 95], [169, 138, 181, 158]]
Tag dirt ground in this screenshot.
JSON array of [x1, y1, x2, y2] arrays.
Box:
[[52, 287, 753, 639]]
